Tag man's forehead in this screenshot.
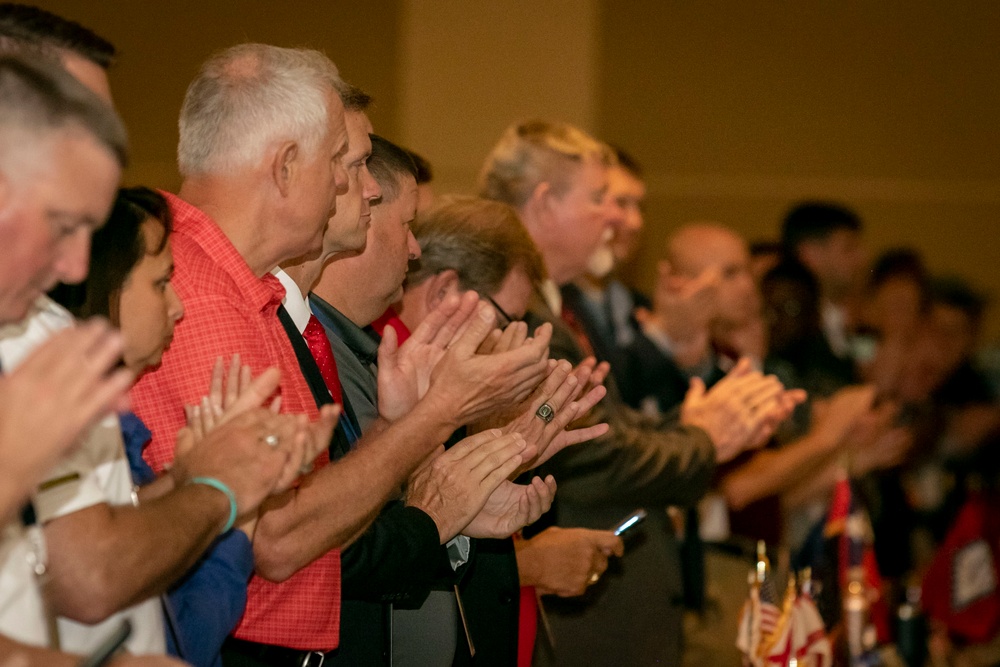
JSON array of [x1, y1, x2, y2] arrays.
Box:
[[609, 165, 644, 195]]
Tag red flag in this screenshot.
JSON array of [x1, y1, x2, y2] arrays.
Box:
[[922, 493, 1000, 643]]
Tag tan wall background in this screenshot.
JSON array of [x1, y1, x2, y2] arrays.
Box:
[[32, 1, 1000, 339]]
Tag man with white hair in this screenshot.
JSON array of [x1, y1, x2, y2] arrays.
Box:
[[132, 45, 550, 663], [480, 120, 802, 665]]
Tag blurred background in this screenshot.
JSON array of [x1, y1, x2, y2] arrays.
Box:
[[34, 0, 1000, 341]]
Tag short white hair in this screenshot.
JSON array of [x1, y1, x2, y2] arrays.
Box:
[[177, 43, 343, 177]]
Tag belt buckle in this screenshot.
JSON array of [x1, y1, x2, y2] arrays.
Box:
[[300, 652, 325, 667]]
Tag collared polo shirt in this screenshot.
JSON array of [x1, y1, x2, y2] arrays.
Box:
[[130, 194, 341, 651]]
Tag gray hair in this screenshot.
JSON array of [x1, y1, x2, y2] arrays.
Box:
[[479, 120, 614, 210], [177, 43, 343, 177], [0, 54, 127, 172]]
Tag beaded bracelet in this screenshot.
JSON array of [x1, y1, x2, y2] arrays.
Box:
[[187, 477, 238, 534]]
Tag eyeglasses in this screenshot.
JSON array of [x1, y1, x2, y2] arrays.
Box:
[[486, 296, 521, 328]]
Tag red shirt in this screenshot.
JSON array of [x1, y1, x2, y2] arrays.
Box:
[[130, 193, 341, 651]]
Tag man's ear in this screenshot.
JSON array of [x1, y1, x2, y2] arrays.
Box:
[[426, 269, 460, 310], [271, 141, 299, 197], [521, 180, 555, 233]]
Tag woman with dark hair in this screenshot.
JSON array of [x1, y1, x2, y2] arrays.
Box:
[[59, 186, 259, 667]]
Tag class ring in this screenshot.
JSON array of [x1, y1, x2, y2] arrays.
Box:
[[535, 403, 555, 423]]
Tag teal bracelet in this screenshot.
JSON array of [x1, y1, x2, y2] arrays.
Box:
[[187, 477, 238, 534]]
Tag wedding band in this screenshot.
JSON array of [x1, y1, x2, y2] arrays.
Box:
[[587, 572, 600, 585], [535, 402, 555, 424], [262, 434, 280, 448]]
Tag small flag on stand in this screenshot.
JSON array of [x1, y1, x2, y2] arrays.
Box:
[[824, 475, 891, 644], [738, 542, 832, 667]]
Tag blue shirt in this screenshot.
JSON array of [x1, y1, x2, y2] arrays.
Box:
[[119, 411, 254, 667]]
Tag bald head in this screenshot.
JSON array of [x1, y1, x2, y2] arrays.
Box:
[[666, 222, 759, 327]]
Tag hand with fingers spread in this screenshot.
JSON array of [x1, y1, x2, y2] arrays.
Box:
[[377, 292, 478, 421], [418, 298, 553, 427], [839, 392, 914, 474], [808, 384, 878, 452], [515, 526, 624, 597], [463, 474, 558, 539], [404, 429, 530, 543], [179, 355, 282, 453], [681, 358, 805, 462], [480, 358, 610, 474], [0, 319, 134, 521], [634, 261, 719, 368]]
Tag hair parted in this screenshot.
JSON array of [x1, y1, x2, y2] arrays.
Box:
[[368, 134, 417, 204], [479, 119, 615, 209], [0, 3, 115, 68], [408, 196, 546, 296], [0, 55, 127, 169], [177, 43, 344, 177]]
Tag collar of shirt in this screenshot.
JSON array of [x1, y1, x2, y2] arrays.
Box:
[[538, 278, 563, 315], [309, 294, 379, 366], [0, 296, 74, 370], [272, 268, 311, 334], [162, 192, 285, 315]]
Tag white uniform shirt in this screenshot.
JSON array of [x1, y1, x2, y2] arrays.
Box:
[[0, 297, 166, 655]]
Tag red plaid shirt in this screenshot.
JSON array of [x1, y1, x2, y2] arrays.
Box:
[[130, 193, 341, 651]]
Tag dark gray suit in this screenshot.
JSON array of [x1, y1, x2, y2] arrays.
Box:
[[527, 292, 716, 666]]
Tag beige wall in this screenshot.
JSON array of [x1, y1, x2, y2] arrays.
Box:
[[28, 1, 1000, 338], [597, 2, 1000, 342]]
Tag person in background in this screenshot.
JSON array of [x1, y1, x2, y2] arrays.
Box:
[[781, 201, 867, 374], [393, 196, 622, 667], [479, 120, 803, 666]]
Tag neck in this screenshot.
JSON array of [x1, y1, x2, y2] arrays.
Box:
[[395, 290, 425, 334], [178, 176, 278, 277], [312, 264, 381, 328], [282, 257, 322, 301]]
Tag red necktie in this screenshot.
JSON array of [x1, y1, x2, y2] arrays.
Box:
[[302, 314, 344, 406], [560, 305, 596, 357]]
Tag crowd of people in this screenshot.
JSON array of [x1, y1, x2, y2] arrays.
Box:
[[0, 4, 996, 667]]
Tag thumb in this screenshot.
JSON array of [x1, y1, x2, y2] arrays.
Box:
[[685, 376, 706, 403], [378, 324, 399, 369]]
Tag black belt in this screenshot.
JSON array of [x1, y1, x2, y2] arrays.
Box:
[[222, 637, 328, 667]]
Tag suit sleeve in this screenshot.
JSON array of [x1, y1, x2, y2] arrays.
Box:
[[537, 311, 717, 508], [340, 501, 462, 606]]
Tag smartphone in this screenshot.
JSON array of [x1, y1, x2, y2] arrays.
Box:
[[78, 619, 131, 667], [612, 509, 648, 537]]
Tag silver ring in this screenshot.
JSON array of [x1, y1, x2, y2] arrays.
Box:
[[262, 434, 280, 448], [535, 402, 555, 423], [299, 462, 314, 476]]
